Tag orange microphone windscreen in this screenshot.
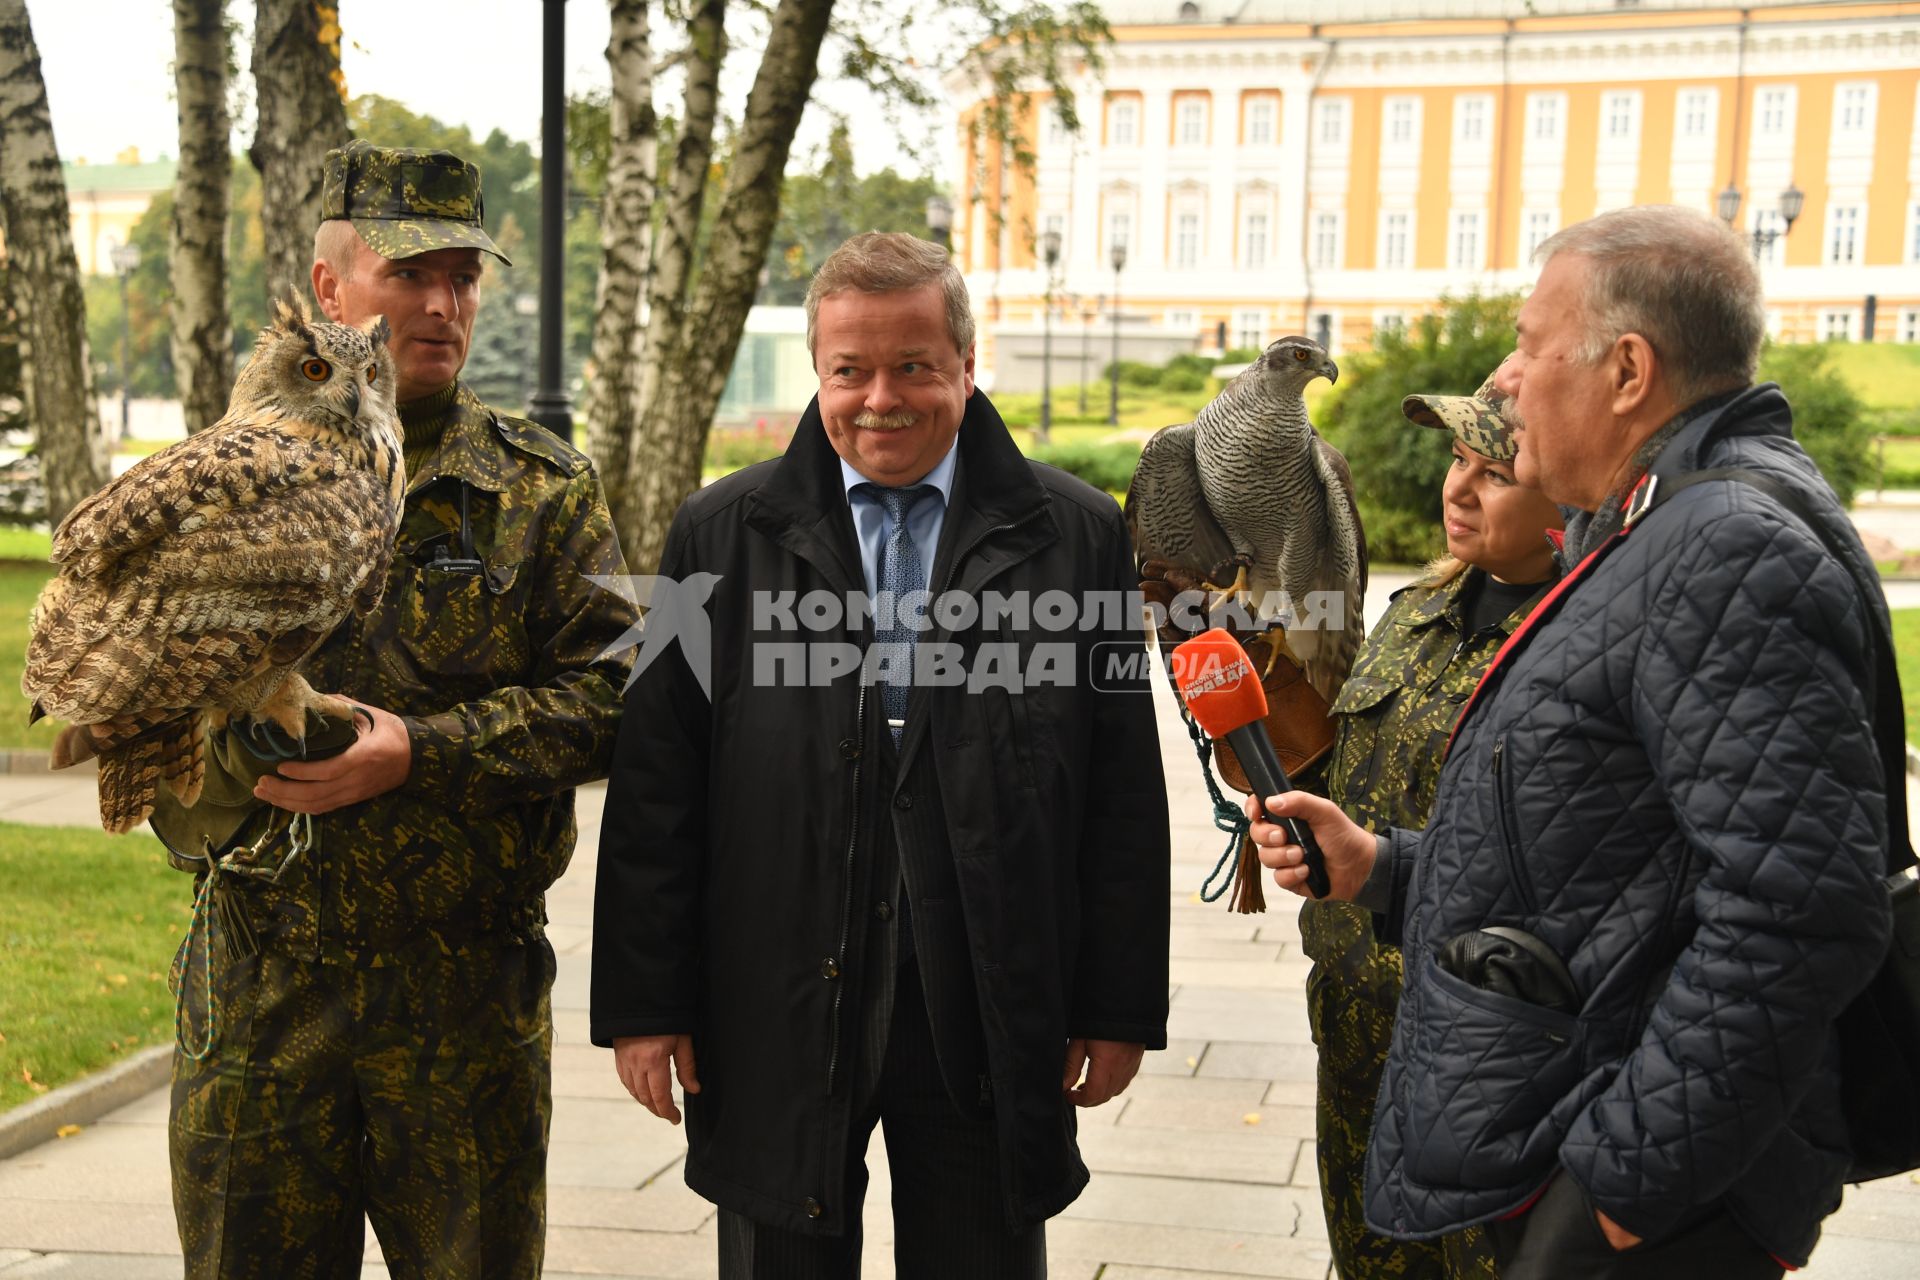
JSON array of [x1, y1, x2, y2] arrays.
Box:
[[1170, 629, 1270, 739]]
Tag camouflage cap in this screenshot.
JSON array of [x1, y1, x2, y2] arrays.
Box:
[[320, 139, 512, 265], [1400, 356, 1518, 462]]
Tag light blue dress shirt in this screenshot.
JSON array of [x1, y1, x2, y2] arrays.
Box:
[[839, 439, 960, 600]]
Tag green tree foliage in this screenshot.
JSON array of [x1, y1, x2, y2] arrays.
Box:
[[1317, 293, 1522, 565], [1759, 341, 1876, 506], [761, 121, 944, 304]]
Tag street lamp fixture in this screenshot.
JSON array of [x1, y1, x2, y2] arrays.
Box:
[[1038, 229, 1061, 445], [109, 241, 142, 438], [1108, 240, 1128, 426], [926, 197, 954, 252], [1717, 181, 1805, 261], [1079, 295, 1099, 416]]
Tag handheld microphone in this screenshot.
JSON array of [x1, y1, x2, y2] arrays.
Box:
[[1170, 629, 1331, 899]]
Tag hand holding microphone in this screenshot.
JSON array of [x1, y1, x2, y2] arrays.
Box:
[[1171, 629, 1334, 898]]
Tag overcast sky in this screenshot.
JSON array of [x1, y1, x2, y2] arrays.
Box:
[[34, 0, 947, 179]]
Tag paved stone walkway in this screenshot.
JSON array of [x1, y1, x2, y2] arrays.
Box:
[[1, 600, 1916, 1274]]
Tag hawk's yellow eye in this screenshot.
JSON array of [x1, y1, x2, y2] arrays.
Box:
[[302, 358, 331, 381], [1293, 349, 1308, 361]]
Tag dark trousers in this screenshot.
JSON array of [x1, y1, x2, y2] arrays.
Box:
[[717, 961, 1045, 1279], [1486, 1174, 1783, 1280]]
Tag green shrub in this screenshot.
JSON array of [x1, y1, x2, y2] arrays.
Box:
[[1318, 292, 1524, 565], [1757, 342, 1876, 506], [1028, 441, 1144, 494]]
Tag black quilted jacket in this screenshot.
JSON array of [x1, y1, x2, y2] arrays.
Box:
[[1362, 384, 1894, 1266]]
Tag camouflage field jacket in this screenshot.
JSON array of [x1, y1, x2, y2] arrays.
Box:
[[214, 384, 636, 963]]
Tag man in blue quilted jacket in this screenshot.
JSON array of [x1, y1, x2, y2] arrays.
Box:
[[1247, 205, 1895, 1279]]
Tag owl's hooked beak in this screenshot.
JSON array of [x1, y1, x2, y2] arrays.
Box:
[[343, 383, 361, 421]]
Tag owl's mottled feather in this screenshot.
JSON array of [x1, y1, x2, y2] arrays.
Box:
[[23, 298, 403, 832], [1126, 335, 1366, 702]]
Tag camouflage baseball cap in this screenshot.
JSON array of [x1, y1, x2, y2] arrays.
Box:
[[1400, 356, 1518, 462], [320, 139, 512, 265]]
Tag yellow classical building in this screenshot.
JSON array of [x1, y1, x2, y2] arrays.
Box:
[[949, 0, 1920, 387]]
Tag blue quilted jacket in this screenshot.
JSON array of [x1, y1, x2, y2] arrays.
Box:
[[1363, 384, 1894, 1266]]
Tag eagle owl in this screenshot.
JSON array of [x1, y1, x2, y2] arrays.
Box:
[[22, 298, 404, 833], [1125, 335, 1367, 702]]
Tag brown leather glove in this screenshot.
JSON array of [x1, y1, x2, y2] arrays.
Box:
[[1210, 632, 1336, 792]]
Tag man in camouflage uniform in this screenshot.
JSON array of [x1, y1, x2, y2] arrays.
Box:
[[1301, 364, 1559, 1279], [155, 140, 636, 1279]]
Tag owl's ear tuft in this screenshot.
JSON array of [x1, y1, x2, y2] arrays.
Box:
[[271, 292, 314, 339], [365, 315, 392, 348]]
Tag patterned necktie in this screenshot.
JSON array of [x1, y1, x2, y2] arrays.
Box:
[[867, 484, 932, 747]]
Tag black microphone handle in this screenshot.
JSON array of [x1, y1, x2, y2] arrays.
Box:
[[1223, 722, 1331, 899]]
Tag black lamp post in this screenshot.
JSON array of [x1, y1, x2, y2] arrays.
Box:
[[109, 240, 141, 439], [1716, 180, 1805, 260], [1079, 295, 1098, 416], [528, 0, 572, 440], [1039, 228, 1060, 444], [1108, 241, 1127, 426], [926, 196, 954, 252]]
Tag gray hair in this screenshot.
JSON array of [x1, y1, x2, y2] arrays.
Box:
[[1535, 205, 1765, 409], [312, 219, 363, 282], [804, 231, 974, 361]]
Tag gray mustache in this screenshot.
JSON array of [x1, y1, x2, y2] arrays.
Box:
[[854, 411, 919, 430]]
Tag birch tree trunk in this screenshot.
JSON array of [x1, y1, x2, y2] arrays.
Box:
[[250, 0, 348, 305], [0, 0, 106, 526], [585, 0, 657, 524], [620, 0, 833, 573], [172, 0, 234, 433]]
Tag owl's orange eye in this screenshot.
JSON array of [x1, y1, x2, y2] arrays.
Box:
[[302, 358, 331, 381], [365, 363, 378, 384]]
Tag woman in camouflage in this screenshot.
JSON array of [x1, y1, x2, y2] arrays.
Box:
[[1303, 360, 1561, 1279]]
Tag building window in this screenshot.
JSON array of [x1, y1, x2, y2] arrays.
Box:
[[1604, 91, 1639, 140], [1107, 211, 1131, 261], [1827, 206, 1862, 265], [1757, 87, 1791, 135], [1909, 203, 1920, 263], [1174, 212, 1200, 268], [1679, 89, 1713, 138], [1166, 308, 1199, 335], [1310, 310, 1336, 352], [1310, 211, 1342, 270], [1821, 310, 1857, 342], [1838, 83, 1873, 134], [1373, 311, 1406, 337], [1450, 211, 1483, 271], [1244, 97, 1275, 146], [1456, 95, 1490, 144], [1234, 309, 1265, 351], [1900, 309, 1920, 343], [1110, 99, 1139, 147], [1386, 97, 1417, 145], [1753, 210, 1786, 268], [1380, 211, 1411, 271], [1046, 106, 1070, 147], [1528, 93, 1561, 143], [1242, 211, 1270, 268], [1177, 97, 1207, 146], [1523, 209, 1558, 262], [1316, 98, 1348, 148]]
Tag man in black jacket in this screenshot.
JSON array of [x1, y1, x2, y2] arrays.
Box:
[[1247, 205, 1894, 1278], [591, 231, 1171, 1278]]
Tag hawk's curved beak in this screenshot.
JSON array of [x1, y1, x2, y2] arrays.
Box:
[[1320, 358, 1339, 385]]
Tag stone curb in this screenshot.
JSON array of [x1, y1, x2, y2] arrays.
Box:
[[0, 751, 92, 776], [0, 1045, 170, 1162]]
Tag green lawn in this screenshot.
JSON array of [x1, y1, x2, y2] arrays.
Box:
[[1, 562, 60, 752], [1895, 609, 1920, 751], [1878, 436, 1920, 489], [0, 821, 188, 1113], [1822, 344, 1920, 417]]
